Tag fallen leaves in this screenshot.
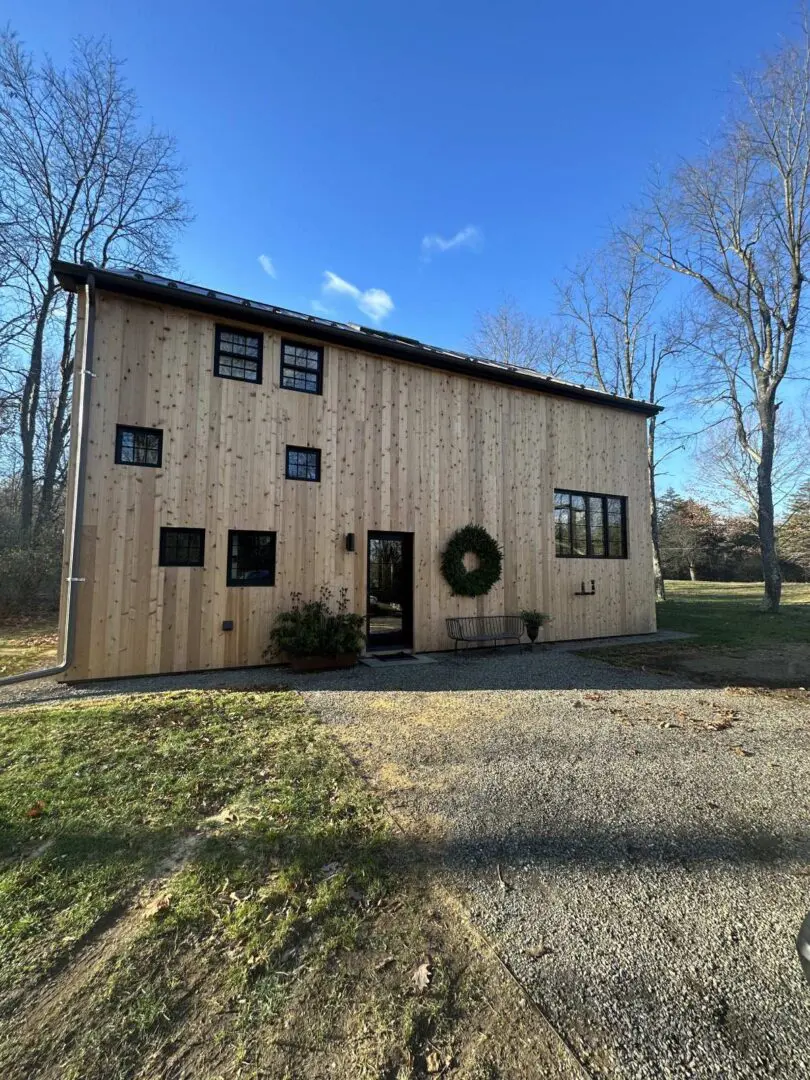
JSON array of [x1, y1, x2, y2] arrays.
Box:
[[731, 745, 754, 757], [496, 863, 511, 894], [25, 800, 45, 818], [412, 957, 433, 992], [526, 938, 550, 960]]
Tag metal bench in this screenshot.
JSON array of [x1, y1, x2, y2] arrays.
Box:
[[446, 615, 524, 651]]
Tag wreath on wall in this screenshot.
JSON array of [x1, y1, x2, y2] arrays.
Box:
[[441, 524, 503, 597]]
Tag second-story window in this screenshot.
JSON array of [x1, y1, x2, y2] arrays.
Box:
[[115, 424, 163, 467], [280, 339, 323, 394], [285, 445, 321, 481], [214, 326, 263, 383]]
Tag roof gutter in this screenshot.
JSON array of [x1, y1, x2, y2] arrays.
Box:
[[0, 275, 96, 686]]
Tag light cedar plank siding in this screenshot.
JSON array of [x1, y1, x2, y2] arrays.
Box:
[[61, 291, 656, 680]]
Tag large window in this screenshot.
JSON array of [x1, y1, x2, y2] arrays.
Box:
[[227, 530, 276, 587], [280, 339, 323, 394], [554, 490, 627, 559], [214, 325, 263, 383], [285, 445, 321, 482], [115, 424, 162, 467], [159, 527, 205, 567]]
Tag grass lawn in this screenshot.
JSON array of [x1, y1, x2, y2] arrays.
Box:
[[0, 619, 58, 677], [656, 580, 810, 646], [593, 580, 810, 687], [0, 689, 536, 1080]]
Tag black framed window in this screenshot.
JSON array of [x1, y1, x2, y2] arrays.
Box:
[[115, 424, 162, 467], [227, 530, 276, 587], [554, 490, 627, 559], [214, 325, 263, 383], [159, 527, 205, 567], [280, 339, 323, 394], [285, 445, 321, 482]]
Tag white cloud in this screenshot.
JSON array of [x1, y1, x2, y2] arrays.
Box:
[[322, 270, 394, 323], [258, 253, 276, 279], [421, 224, 483, 259]]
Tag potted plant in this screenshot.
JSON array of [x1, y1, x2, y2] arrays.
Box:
[[520, 609, 552, 646], [267, 586, 365, 672]]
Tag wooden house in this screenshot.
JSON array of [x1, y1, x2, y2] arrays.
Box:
[[53, 262, 659, 680]]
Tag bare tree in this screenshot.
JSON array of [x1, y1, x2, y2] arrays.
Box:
[[639, 25, 810, 611], [694, 411, 808, 516], [558, 229, 682, 600], [0, 31, 190, 541], [469, 296, 573, 377]]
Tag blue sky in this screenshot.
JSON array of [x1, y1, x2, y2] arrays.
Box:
[[6, 0, 802, 488]]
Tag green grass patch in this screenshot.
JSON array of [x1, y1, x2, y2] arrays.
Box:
[[655, 580, 810, 647], [0, 690, 389, 1077]]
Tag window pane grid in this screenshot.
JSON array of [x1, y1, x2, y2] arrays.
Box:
[[227, 530, 276, 586], [280, 339, 322, 395], [159, 528, 205, 567], [286, 446, 321, 482], [215, 326, 263, 383], [115, 425, 162, 467], [554, 490, 626, 559]]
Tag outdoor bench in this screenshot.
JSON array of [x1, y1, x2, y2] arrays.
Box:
[[445, 615, 524, 650]]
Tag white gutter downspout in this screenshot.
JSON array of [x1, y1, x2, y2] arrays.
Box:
[[0, 274, 96, 686]]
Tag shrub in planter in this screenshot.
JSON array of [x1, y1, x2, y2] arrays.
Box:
[[520, 609, 552, 643], [268, 586, 365, 669]]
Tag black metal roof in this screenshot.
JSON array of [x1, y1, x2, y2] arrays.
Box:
[[53, 261, 661, 417]]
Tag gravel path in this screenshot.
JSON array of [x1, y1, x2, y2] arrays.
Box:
[[296, 652, 810, 1079]]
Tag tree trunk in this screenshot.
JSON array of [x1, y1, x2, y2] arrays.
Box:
[[36, 292, 75, 539], [757, 409, 782, 612], [689, 562, 697, 582], [19, 283, 56, 541], [648, 416, 666, 601]]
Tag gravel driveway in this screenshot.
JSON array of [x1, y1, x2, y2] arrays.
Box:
[[298, 649, 810, 1079]]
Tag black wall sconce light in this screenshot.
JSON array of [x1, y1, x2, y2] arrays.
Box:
[[345, 533, 356, 553]]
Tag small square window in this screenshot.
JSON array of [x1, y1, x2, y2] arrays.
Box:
[[115, 424, 163, 467], [159, 527, 205, 567], [280, 339, 323, 394], [214, 325, 263, 383], [227, 530, 276, 587], [285, 445, 321, 482]]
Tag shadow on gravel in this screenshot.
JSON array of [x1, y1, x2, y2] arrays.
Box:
[[0, 648, 707, 711]]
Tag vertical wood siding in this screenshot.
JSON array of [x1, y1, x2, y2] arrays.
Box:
[[62, 292, 656, 679]]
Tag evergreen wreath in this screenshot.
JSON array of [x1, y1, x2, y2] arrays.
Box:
[[441, 524, 503, 597]]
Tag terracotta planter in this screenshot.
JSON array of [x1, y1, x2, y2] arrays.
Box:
[[289, 652, 359, 673]]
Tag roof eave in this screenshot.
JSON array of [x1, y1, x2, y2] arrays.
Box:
[[53, 261, 662, 417]]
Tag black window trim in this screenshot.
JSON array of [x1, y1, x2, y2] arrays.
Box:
[[226, 529, 277, 587], [285, 444, 322, 482], [554, 488, 628, 560], [114, 423, 163, 467], [214, 323, 264, 384], [159, 527, 206, 567], [280, 337, 324, 395]]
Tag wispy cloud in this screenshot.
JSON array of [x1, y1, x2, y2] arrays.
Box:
[[258, 253, 276, 279], [421, 224, 483, 259], [322, 271, 394, 323], [310, 299, 335, 317]]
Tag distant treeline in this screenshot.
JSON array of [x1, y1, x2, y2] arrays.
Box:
[[659, 486, 810, 583]]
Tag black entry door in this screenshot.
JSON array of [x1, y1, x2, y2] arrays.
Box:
[[367, 532, 414, 650]]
